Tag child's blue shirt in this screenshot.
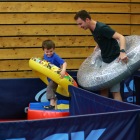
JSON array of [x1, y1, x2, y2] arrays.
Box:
[[44, 52, 65, 82]]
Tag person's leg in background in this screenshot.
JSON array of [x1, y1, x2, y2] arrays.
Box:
[[110, 83, 122, 101], [100, 89, 108, 97]]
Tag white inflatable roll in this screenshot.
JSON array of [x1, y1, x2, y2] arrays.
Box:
[[77, 35, 140, 91]]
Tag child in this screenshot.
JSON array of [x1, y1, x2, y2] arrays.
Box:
[[42, 40, 67, 110]]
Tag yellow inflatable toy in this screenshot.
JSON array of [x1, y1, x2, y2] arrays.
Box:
[[29, 57, 78, 97]]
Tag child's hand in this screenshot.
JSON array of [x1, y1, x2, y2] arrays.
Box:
[[60, 62, 67, 79], [60, 70, 65, 79]]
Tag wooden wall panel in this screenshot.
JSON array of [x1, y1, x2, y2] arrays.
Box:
[[0, 36, 96, 48], [131, 4, 140, 13], [0, 0, 130, 2], [0, 2, 130, 13], [131, 26, 140, 35], [0, 48, 93, 59], [131, 15, 140, 24], [0, 25, 130, 36], [131, 0, 140, 2], [0, 0, 139, 79], [130, 1, 140, 35], [0, 60, 30, 71], [0, 71, 35, 79], [0, 59, 84, 71], [0, 14, 130, 24]]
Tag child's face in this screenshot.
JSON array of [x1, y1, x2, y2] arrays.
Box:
[[44, 48, 54, 57]]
